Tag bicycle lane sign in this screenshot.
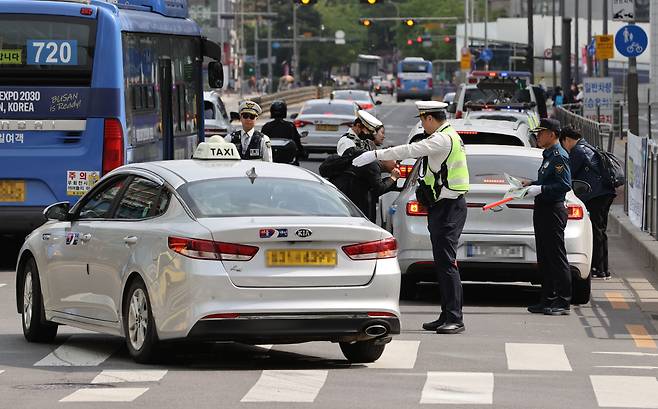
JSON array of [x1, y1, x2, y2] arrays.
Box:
[[615, 24, 648, 58]]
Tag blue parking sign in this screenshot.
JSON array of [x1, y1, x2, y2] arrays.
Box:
[[615, 25, 648, 58]]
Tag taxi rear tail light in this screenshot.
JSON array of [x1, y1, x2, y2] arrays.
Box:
[[567, 204, 584, 220], [406, 200, 428, 216], [367, 311, 396, 317], [359, 103, 374, 110], [342, 237, 397, 260], [398, 164, 414, 179], [102, 119, 124, 175], [294, 119, 312, 128], [457, 130, 478, 135], [168, 236, 258, 261]]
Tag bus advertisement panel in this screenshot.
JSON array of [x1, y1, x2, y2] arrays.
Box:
[[0, 0, 222, 235]]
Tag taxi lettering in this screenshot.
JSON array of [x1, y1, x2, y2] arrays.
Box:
[[209, 147, 236, 157]]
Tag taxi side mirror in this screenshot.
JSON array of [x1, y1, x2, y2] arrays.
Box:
[[230, 112, 240, 122], [43, 201, 71, 221], [446, 103, 457, 114], [290, 113, 299, 120], [208, 61, 224, 89], [375, 100, 383, 105]]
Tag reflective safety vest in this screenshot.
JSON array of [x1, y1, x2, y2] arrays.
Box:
[[420, 124, 469, 202]]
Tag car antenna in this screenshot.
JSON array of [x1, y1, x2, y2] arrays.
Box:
[[246, 167, 258, 184]]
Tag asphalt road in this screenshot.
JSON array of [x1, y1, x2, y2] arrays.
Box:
[[1, 97, 657, 408]]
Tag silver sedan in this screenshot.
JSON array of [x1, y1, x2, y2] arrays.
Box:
[[383, 145, 593, 304], [293, 99, 359, 153], [15, 143, 401, 363]]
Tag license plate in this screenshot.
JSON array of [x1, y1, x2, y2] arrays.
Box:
[[0, 180, 25, 202], [316, 124, 338, 132], [267, 249, 337, 267], [466, 243, 524, 258], [411, 87, 418, 91]]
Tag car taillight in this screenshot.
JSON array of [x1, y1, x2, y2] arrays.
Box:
[[396, 78, 401, 88], [455, 111, 463, 119], [367, 311, 396, 317], [428, 78, 433, 88], [567, 204, 584, 220], [457, 130, 478, 135], [398, 164, 414, 179], [342, 237, 397, 260], [359, 103, 374, 110], [168, 236, 258, 261], [406, 200, 428, 216], [102, 118, 124, 175], [294, 119, 312, 128]]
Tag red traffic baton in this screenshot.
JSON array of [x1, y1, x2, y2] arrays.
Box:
[[482, 197, 514, 211]]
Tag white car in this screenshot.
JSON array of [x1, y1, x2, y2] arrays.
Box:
[[293, 99, 359, 153], [203, 91, 233, 137], [406, 118, 534, 147], [465, 108, 538, 129], [449, 82, 542, 120], [383, 145, 593, 304], [16, 137, 401, 363]]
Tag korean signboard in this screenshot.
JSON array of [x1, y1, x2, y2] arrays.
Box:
[[583, 77, 614, 125]]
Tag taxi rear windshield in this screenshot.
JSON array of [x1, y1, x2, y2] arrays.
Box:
[[0, 15, 96, 85], [469, 154, 541, 184], [179, 178, 362, 218]]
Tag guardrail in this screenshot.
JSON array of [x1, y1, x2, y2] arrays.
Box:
[[643, 140, 658, 237], [252, 86, 332, 113], [553, 105, 613, 152]]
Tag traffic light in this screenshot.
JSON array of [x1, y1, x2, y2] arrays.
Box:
[[444, 36, 452, 44], [406, 39, 413, 46], [416, 36, 423, 43], [404, 19, 415, 27], [360, 0, 380, 3], [297, 0, 316, 5], [360, 18, 372, 27]]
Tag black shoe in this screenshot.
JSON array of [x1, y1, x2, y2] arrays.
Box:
[[544, 306, 571, 316], [436, 322, 465, 334], [422, 317, 446, 331], [591, 270, 611, 280], [527, 303, 547, 314]]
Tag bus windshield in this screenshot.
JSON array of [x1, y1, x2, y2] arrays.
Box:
[[400, 61, 429, 73], [0, 15, 96, 85]]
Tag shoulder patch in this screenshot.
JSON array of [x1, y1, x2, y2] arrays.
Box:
[[265, 140, 271, 148], [555, 164, 564, 174]]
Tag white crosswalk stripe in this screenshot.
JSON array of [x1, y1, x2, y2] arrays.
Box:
[[91, 370, 168, 384], [0, 283, 6, 288], [241, 370, 328, 402], [34, 337, 118, 366], [505, 343, 572, 371], [0, 370, 4, 375], [420, 372, 494, 405], [365, 340, 420, 369], [60, 388, 149, 402], [591, 375, 658, 408]]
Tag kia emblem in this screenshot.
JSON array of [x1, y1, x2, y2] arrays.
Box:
[[295, 228, 312, 238]]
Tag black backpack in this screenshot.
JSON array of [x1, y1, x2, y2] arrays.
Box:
[[319, 153, 354, 180], [584, 142, 625, 188]]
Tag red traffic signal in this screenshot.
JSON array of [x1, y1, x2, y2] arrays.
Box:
[[444, 36, 452, 44], [406, 39, 413, 46], [416, 36, 423, 43]]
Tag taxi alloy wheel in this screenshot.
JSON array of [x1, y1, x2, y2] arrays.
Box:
[[123, 280, 159, 363], [339, 339, 386, 363], [21, 258, 58, 343]]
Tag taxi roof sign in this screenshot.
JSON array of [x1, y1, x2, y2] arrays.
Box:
[[193, 135, 241, 160]]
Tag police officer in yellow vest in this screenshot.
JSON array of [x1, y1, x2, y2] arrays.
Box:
[[353, 101, 469, 334]]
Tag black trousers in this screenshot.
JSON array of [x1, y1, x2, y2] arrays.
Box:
[[533, 201, 571, 306], [427, 196, 467, 324], [585, 194, 615, 273]]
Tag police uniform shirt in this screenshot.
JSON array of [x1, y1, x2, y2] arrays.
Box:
[[337, 128, 370, 156], [225, 128, 273, 162], [374, 122, 459, 200], [531, 142, 571, 202]]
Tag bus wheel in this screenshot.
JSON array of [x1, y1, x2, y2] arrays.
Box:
[[397, 96, 404, 103]]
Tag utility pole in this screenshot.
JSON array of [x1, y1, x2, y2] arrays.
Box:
[[560, 0, 571, 92], [586, 0, 592, 76], [292, 3, 298, 82], [527, 0, 534, 83], [601, 0, 608, 77], [552, 0, 556, 88], [239, 0, 245, 96], [485, 0, 489, 70], [267, 0, 272, 93], [254, 16, 260, 83], [464, 0, 469, 51], [574, 0, 579, 83], [628, 23, 639, 135]]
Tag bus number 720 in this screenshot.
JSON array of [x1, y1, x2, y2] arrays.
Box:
[[27, 40, 78, 65]]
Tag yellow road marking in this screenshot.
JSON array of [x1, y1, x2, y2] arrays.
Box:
[[605, 292, 630, 309], [625, 325, 657, 349]]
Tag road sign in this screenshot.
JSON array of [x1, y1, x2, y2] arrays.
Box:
[[583, 77, 614, 124], [480, 48, 493, 62], [335, 30, 345, 45], [460, 52, 471, 70], [587, 39, 596, 57], [612, 0, 634, 21], [595, 35, 614, 60], [615, 25, 648, 58], [272, 42, 281, 49]]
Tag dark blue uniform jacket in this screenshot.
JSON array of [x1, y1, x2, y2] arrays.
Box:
[[532, 143, 572, 203], [568, 140, 616, 202]]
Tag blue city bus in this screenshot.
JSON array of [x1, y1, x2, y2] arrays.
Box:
[[0, 0, 223, 235], [396, 57, 433, 102]]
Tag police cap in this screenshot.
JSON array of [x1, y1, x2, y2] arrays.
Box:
[[239, 100, 262, 117], [356, 109, 383, 133], [415, 101, 449, 117], [531, 118, 561, 134]]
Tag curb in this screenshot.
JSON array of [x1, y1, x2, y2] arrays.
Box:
[[609, 205, 658, 271]]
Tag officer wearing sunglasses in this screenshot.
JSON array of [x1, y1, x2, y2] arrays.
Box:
[[225, 100, 273, 161]]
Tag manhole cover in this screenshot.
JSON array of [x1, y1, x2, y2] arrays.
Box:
[[14, 383, 113, 391]]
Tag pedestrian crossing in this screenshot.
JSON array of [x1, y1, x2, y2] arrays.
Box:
[[4, 336, 657, 407]]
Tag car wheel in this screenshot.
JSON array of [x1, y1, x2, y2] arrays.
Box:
[[123, 279, 159, 363], [397, 97, 404, 103], [399, 275, 417, 300], [571, 272, 591, 305], [21, 257, 58, 343], [340, 339, 386, 363]]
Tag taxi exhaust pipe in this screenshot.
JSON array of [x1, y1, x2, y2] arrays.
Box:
[[364, 324, 388, 338]]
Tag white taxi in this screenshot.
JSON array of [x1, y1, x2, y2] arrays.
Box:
[[16, 136, 400, 363]]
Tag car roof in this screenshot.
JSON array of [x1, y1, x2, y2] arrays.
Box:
[[116, 160, 324, 189], [464, 144, 542, 158], [304, 98, 357, 106]]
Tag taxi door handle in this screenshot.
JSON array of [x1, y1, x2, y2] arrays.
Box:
[[81, 233, 92, 242], [124, 236, 138, 245]]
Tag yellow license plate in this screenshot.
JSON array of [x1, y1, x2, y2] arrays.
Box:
[[0, 180, 25, 202], [267, 249, 337, 267], [316, 124, 338, 132]]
